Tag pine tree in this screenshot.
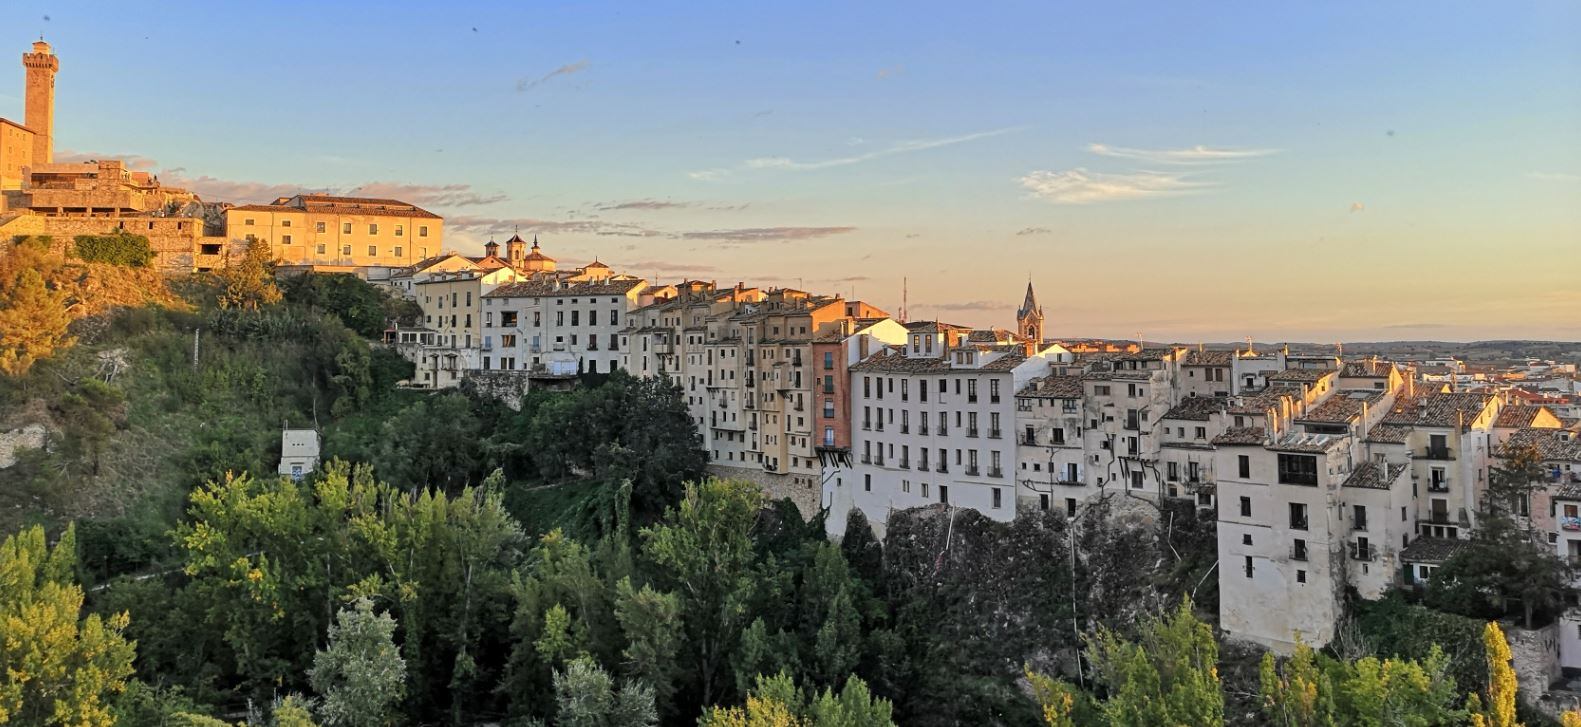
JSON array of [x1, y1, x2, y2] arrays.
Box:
[[0, 266, 75, 376], [218, 238, 282, 311]]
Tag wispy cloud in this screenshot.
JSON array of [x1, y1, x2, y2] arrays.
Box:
[[742, 127, 1024, 172], [1349, 202, 1366, 213], [56, 149, 162, 171], [594, 199, 694, 211], [447, 215, 662, 239], [923, 300, 1008, 312], [347, 182, 506, 208], [1087, 143, 1279, 165], [516, 60, 590, 92], [687, 168, 731, 182], [679, 226, 857, 242], [1015, 227, 1052, 236], [1528, 171, 1580, 183], [1019, 168, 1210, 204]]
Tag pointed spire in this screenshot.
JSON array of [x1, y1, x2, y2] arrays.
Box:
[[532, 234, 540, 250], [1019, 281, 1041, 317]]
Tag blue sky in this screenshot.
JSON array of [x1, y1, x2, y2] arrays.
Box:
[[3, 1, 1577, 341]]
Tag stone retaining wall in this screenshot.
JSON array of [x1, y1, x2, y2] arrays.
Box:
[[706, 464, 821, 519]]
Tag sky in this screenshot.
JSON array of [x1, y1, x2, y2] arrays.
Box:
[[2, 1, 1577, 342]]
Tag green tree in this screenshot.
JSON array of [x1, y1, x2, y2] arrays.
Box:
[[218, 238, 282, 311], [613, 577, 683, 713], [1087, 597, 1222, 727], [701, 672, 893, 727], [309, 598, 406, 727], [273, 695, 321, 727], [1259, 641, 1461, 727], [552, 656, 658, 727], [641, 478, 763, 707], [375, 393, 484, 491], [0, 524, 137, 726], [1025, 668, 1082, 727]]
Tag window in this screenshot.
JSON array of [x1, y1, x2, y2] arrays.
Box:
[[395, 225, 404, 237], [992, 488, 1002, 509], [1277, 454, 1318, 485], [343, 222, 352, 234], [1239, 496, 1251, 517], [824, 351, 834, 369], [316, 243, 326, 254], [1238, 455, 1251, 479], [1296, 569, 1306, 584], [341, 244, 352, 255], [864, 475, 871, 492], [1289, 502, 1309, 530], [939, 485, 949, 504], [281, 234, 293, 245], [394, 246, 403, 257], [316, 221, 326, 233], [1293, 538, 1307, 561], [244, 218, 255, 225], [369, 224, 379, 235], [368, 245, 377, 256], [1244, 556, 1254, 578]]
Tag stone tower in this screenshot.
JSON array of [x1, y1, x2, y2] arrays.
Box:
[[504, 232, 527, 268], [23, 39, 57, 164], [1017, 281, 1045, 344]]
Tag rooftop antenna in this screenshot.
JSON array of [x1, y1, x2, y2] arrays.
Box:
[[901, 277, 908, 323]]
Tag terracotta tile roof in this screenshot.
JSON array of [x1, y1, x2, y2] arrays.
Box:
[[1268, 368, 1337, 383], [849, 348, 951, 374], [1019, 375, 1084, 399], [1183, 350, 1235, 366], [485, 278, 645, 298], [1213, 427, 1268, 446], [1297, 390, 1388, 424], [1381, 392, 1495, 429], [1364, 424, 1412, 444], [1341, 361, 1393, 378], [1399, 537, 1469, 564], [1495, 429, 1581, 462], [1495, 405, 1551, 429], [233, 194, 442, 219], [1164, 396, 1228, 421], [1343, 462, 1408, 490], [980, 352, 1028, 372]]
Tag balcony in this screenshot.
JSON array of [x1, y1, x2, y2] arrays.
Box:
[[936, 464, 949, 474], [1021, 434, 1037, 446], [900, 425, 909, 434], [965, 466, 980, 476], [990, 395, 1000, 404], [917, 463, 930, 472], [874, 455, 886, 467], [1421, 447, 1454, 461], [1350, 543, 1377, 562], [967, 428, 979, 438], [967, 395, 978, 403], [1291, 545, 1309, 562], [1352, 518, 1368, 532], [919, 425, 930, 436], [862, 421, 872, 431], [1427, 480, 1450, 493], [1423, 510, 1452, 525], [989, 429, 1002, 439], [899, 459, 910, 469], [938, 426, 949, 436], [861, 454, 872, 464], [988, 467, 1003, 478], [1290, 516, 1309, 531]]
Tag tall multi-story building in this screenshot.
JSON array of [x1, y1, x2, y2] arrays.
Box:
[[224, 195, 444, 272], [403, 266, 523, 388], [824, 322, 1074, 539], [482, 254, 651, 376]]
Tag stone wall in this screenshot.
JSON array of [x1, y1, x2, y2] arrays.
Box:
[[460, 369, 533, 409], [1507, 621, 1562, 709], [707, 463, 822, 519]]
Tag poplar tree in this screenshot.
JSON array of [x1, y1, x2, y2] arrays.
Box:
[[1467, 622, 1521, 727], [309, 598, 406, 727], [0, 524, 136, 726]]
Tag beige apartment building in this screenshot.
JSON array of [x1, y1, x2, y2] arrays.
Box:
[[225, 195, 444, 271]]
